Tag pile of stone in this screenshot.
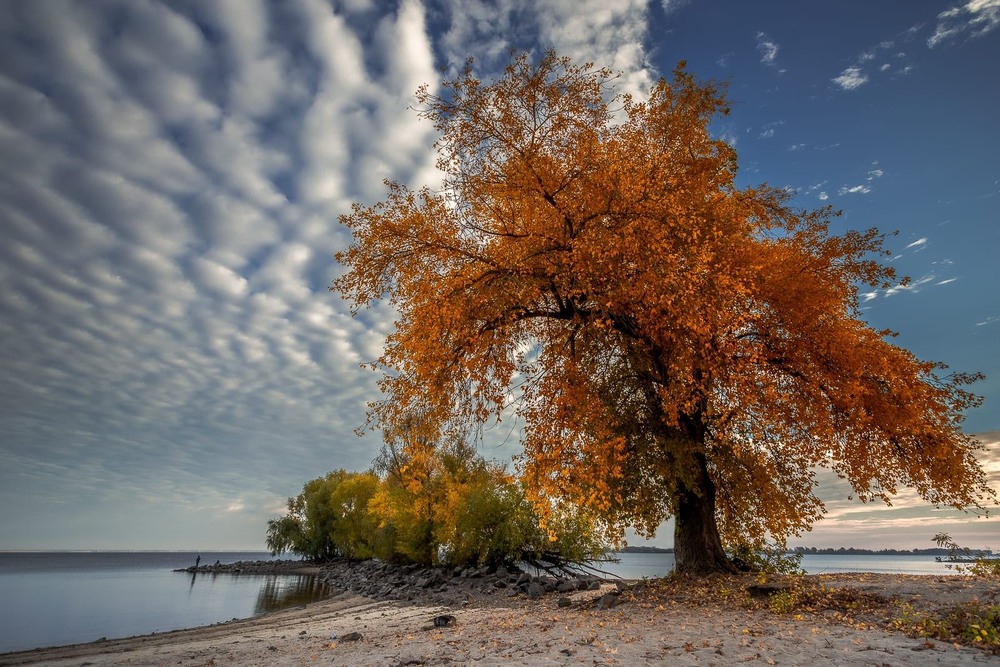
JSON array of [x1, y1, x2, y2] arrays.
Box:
[[174, 559, 319, 575], [319, 559, 610, 608]]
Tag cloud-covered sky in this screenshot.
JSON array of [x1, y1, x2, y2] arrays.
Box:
[[1, 0, 997, 552]]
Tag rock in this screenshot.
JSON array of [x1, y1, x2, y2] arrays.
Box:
[[433, 614, 457, 627], [586, 580, 602, 591], [493, 579, 507, 588], [527, 581, 545, 600], [557, 596, 572, 608], [557, 580, 577, 593], [746, 582, 792, 598], [596, 593, 619, 610], [515, 573, 532, 586], [495, 565, 509, 578], [338, 632, 363, 642]]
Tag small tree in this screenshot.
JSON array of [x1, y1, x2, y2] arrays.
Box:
[[265, 470, 379, 560], [334, 52, 994, 573]]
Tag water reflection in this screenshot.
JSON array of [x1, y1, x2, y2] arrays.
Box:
[[253, 575, 331, 614]]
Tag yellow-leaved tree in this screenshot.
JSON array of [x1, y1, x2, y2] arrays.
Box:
[[333, 52, 993, 574]]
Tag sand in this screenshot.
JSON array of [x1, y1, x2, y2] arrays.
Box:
[[2, 573, 998, 666]]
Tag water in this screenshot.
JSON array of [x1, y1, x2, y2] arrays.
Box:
[[0, 551, 958, 654], [599, 551, 958, 580], [0, 552, 331, 655]]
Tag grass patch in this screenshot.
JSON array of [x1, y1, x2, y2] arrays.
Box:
[[894, 601, 1000, 653]]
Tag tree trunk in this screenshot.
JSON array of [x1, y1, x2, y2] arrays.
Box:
[[673, 451, 737, 575]]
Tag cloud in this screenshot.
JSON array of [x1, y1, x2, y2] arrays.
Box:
[[755, 31, 779, 66], [661, 0, 691, 15], [832, 66, 868, 90], [436, 0, 655, 99], [0, 0, 668, 550], [929, 0, 1000, 47], [838, 184, 872, 195], [0, 0, 447, 549], [534, 0, 655, 98], [905, 237, 928, 249], [830, 28, 922, 92], [818, 192, 829, 201], [885, 274, 937, 297], [756, 120, 784, 140]]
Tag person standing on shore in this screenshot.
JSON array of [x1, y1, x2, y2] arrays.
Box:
[[195, 555, 200, 569]]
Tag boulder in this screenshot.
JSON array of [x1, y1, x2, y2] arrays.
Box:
[[746, 582, 792, 598], [526, 581, 545, 600], [596, 593, 619, 610]]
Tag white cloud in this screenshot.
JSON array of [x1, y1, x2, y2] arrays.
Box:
[[832, 66, 868, 90], [937, 278, 958, 285], [191, 257, 249, 298], [0, 0, 457, 549], [818, 192, 829, 201], [535, 0, 654, 99], [838, 184, 871, 195], [756, 120, 784, 140], [885, 274, 937, 297], [755, 31, 779, 65], [929, 0, 1000, 46], [905, 237, 928, 249], [661, 0, 691, 14], [436, 0, 654, 100]]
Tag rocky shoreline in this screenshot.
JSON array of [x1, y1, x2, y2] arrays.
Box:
[[174, 559, 321, 576], [178, 557, 624, 610], [317, 558, 623, 609]]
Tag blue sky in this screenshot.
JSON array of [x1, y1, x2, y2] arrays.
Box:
[[1, 0, 997, 552]]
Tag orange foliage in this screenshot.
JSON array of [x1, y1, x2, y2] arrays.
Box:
[[334, 52, 993, 559]]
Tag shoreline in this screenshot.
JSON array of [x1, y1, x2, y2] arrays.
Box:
[[2, 567, 999, 666]]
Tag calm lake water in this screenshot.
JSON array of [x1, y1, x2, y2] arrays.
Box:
[[604, 551, 957, 580], [0, 550, 956, 654], [0, 552, 330, 654]]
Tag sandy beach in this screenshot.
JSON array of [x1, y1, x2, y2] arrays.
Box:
[[3, 570, 999, 666]]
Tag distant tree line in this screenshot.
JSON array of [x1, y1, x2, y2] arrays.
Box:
[[790, 546, 970, 556]]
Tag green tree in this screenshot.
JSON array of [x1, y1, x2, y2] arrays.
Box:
[[265, 470, 379, 560]]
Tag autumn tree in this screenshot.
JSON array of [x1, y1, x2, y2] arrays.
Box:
[[333, 52, 993, 574], [369, 421, 607, 568]]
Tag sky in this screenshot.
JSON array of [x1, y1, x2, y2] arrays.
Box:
[[1, 0, 998, 553]]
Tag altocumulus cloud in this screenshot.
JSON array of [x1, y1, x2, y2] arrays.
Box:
[[0, 0, 657, 549]]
